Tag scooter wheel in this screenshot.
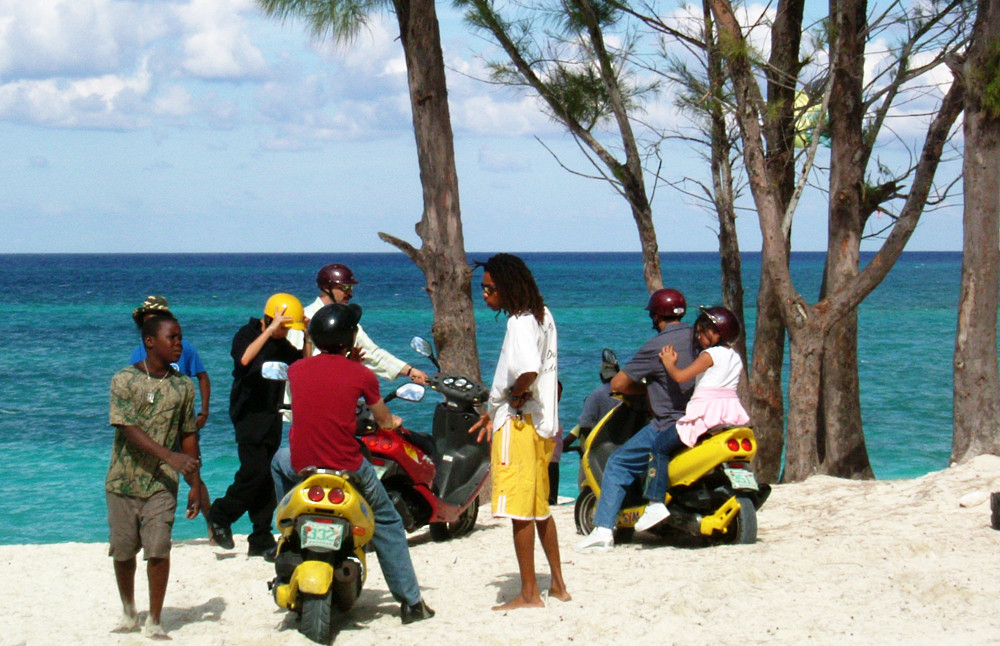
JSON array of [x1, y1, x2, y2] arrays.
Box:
[[429, 498, 479, 541], [574, 488, 598, 535], [300, 590, 334, 644], [720, 495, 758, 545]]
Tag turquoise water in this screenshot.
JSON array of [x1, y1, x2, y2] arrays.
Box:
[[0, 252, 967, 545]]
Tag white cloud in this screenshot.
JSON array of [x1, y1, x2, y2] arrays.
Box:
[[0, 0, 266, 129], [0, 59, 152, 129], [178, 0, 267, 79]]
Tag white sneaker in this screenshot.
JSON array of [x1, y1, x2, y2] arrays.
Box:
[[574, 526, 614, 552], [634, 502, 670, 532]]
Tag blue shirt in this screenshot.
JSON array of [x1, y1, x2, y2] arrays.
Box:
[[621, 322, 695, 431], [130, 339, 206, 378]]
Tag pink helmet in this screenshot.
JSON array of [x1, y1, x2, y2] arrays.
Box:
[[316, 263, 358, 291], [645, 288, 686, 318], [697, 306, 742, 344]]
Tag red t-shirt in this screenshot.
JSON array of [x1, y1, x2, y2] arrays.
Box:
[[288, 353, 382, 472]]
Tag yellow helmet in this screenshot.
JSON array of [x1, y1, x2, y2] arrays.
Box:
[[263, 293, 306, 330]]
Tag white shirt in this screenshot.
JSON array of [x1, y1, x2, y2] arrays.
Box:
[[487, 307, 559, 439], [694, 346, 743, 390], [287, 297, 407, 380]]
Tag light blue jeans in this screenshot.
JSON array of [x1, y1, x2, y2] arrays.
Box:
[[274, 451, 422, 606], [593, 423, 661, 529], [350, 459, 423, 605], [271, 447, 296, 504]]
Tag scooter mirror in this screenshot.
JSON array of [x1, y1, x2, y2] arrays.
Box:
[[395, 383, 426, 402], [601, 348, 618, 365], [262, 361, 289, 381], [410, 336, 434, 358]]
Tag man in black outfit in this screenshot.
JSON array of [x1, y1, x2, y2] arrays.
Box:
[[208, 293, 309, 555]]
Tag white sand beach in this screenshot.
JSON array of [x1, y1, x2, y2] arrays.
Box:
[[3, 455, 1000, 646]]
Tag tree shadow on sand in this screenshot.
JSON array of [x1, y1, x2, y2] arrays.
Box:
[[161, 596, 226, 632]]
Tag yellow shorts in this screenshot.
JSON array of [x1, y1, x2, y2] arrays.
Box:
[[491, 414, 556, 521]]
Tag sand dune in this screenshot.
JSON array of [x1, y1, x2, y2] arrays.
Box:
[[3, 455, 1000, 645]]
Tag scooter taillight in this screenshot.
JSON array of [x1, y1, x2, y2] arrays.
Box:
[[727, 438, 740, 452], [741, 438, 753, 452], [307, 486, 325, 502], [328, 488, 345, 504]]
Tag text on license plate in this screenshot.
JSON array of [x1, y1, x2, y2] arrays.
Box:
[[301, 520, 345, 550], [724, 467, 759, 491]]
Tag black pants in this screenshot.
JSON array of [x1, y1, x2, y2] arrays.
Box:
[[210, 412, 281, 550]]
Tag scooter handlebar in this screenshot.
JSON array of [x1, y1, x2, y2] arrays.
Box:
[[428, 373, 488, 406]]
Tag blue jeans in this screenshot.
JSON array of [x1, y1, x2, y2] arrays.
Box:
[[350, 459, 423, 606], [271, 448, 297, 505], [642, 424, 683, 503], [593, 423, 663, 529]]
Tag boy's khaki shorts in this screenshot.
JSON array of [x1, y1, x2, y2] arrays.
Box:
[[491, 415, 555, 521], [106, 489, 176, 560]]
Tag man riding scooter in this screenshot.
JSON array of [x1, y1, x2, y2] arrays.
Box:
[[574, 288, 695, 552], [286, 302, 434, 624]]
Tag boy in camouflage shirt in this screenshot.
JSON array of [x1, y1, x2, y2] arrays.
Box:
[[107, 314, 203, 639]]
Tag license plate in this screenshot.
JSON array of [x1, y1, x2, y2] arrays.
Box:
[[301, 519, 345, 551], [724, 467, 759, 491]]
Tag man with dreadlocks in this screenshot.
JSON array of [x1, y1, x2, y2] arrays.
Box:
[[470, 253, 571, 610]]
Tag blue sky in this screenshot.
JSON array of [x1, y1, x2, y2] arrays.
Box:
[[1, 0, 964, 253]]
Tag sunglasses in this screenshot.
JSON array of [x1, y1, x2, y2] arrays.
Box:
[[481, 284, 498, 296], [334, 284, 353, 293]]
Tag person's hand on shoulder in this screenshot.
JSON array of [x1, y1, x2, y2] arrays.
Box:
[[659, 344, 677, 368]]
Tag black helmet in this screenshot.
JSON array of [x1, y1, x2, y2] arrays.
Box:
[[696, 305, 741, 345], [645, 288, 686, 319], [309, 303, 362, 353], [316, 263, 358, 291]]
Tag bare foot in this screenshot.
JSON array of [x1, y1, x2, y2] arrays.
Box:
[[549, 587, 572, 602], [110, 608, 139, 634], [491, 595, 545, 611], [144, 616, 172, 640]]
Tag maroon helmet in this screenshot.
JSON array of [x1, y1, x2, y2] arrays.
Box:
[[316, 263, 358, 291], [696, 305, 742, 345], [645, 288, 686, 319]]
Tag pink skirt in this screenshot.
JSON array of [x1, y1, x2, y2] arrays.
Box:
[[676, 388, 750, 447]]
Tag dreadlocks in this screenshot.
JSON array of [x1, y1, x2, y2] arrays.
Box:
[[476, 253, 546, 324]]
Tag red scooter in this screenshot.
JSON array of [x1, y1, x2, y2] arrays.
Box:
[[357, 337, 490, 541]]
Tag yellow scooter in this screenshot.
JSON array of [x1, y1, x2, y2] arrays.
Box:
[[574, 398, 770, 544], [270, 468, 375, 644]]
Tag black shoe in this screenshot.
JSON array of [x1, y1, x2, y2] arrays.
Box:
[[247, 542, 276, 558], [400, 599, 435, 625], [209, 520, 235, 550]]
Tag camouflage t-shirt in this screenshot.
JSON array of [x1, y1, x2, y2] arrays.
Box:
[[106, 365, 196, 498]]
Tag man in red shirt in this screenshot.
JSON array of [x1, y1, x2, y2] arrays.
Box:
[[287, 303, 434, 624]]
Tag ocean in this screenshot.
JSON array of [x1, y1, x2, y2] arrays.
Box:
[[0, 252, 966, 545]]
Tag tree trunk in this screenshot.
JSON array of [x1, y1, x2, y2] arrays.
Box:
[[577, 0, 662, 292], [747, 0, 803, 482], [379, 0, 480, 379], [783, 324, 824, 480], [953, 0, 1000, 463], [812, 0, 873, 478]]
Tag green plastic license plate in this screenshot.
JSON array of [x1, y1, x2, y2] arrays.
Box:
[[301, 519, 345, 551], [724, 467, 759, 491]]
